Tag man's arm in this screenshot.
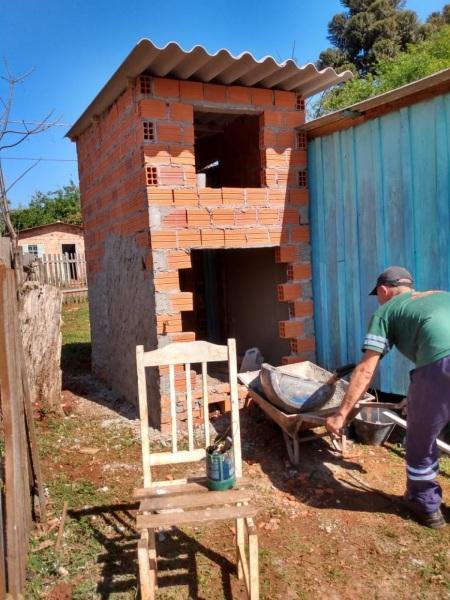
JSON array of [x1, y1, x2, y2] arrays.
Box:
[[325, 350, 381, 435]]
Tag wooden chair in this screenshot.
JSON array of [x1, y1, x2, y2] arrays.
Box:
[[134, 338, 259, 599]]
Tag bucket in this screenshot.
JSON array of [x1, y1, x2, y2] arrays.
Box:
[[354, 406, 395, 446], [206, 437, 236, 491]]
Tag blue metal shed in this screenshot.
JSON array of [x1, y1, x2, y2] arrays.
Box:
[[305, 70, 450, 395]]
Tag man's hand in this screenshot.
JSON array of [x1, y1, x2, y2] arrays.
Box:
[[326, 413, 346, 436], [324, 351, 381, 437]]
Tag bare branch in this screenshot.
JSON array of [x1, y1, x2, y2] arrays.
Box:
[[5, 159, 40, 193], [0, 78, 14, 141], [0, 61, 58, 250], [0, 161, 17, 247], [0, 114, 57, 151]]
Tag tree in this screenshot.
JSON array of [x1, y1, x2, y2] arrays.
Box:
[[317, 0, 423, 76], [315, 24, 450, 115], [11, 182, 82, 231], [424, 4, 450, 34], [0, 63, 58, 249]]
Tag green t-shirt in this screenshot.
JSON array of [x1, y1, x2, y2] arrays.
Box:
[[363, 291, 450, 367]]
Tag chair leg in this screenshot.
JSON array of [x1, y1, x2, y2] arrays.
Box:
[[247, 519, 259, 600], [236, 517, 245, 579], [148, 527, 157, 594], [138, 529, 157, 600]]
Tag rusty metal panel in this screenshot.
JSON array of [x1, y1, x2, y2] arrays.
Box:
[[308, 92, 450, 395]]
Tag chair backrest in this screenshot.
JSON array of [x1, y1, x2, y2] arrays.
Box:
[[136, 338, 242, 487]]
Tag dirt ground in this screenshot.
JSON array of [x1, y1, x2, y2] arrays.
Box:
[[28, 371, 450, 599], [25, 302, 449, 598]]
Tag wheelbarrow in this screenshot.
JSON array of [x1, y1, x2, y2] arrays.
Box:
[[239, 361, 375, 466]]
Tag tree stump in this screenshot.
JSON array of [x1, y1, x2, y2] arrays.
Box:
[[18, 282, 63, 414]]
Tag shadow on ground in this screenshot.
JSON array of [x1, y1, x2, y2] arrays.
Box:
[[69, 503, 237, 599], [234, 402, 450, 523]]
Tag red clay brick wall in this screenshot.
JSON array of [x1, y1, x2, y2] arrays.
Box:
[[75, 74, 315, 431], [142, 76, 314, 366], [74, 86, 156, 397], [76, 86, 151, 275]]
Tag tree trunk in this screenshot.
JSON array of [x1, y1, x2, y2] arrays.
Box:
[[18, 282, 63, 414]]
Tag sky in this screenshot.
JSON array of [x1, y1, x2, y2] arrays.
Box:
[[1, 0, 447, 208]]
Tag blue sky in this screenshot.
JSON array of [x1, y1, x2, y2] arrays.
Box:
[[1, 0, 447, 208]]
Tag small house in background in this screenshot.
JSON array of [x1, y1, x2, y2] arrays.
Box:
[[67, 39, 350, 430], [17, 222, 85, 258]]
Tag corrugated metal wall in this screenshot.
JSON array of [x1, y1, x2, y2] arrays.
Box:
[[308, 92, 450, 395]]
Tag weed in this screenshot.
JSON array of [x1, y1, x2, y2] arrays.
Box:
[[72, 579, 98, 599], [327, 567, 343, 580], [47, 475, 111, 512], [379, 525, 399, 539], [38, 417, 78, 457]]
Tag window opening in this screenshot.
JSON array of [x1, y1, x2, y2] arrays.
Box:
[[194, 111, 262, 188]]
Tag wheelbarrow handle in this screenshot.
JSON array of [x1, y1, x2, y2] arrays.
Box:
[[334, 363, 357, 379]]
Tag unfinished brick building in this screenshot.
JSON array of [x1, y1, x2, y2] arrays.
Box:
[[68, 40, 350, 430]]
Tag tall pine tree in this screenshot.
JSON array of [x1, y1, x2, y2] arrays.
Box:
[[317, 0, 423, 75]]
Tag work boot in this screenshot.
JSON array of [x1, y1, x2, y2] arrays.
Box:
[[403, 493, 446, 529]]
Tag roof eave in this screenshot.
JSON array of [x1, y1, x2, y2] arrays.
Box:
[[302, 68, 450, 138], [67, 39, 352, 140]]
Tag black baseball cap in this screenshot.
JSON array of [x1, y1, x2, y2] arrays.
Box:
[[369, 266, 413, 295]]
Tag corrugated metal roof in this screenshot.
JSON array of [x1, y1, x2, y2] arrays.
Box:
[[67, 39, 352, 139], [303, 68, 450, 137]]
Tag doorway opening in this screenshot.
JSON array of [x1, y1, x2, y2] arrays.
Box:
[[180, 247, 290, 366], [61, 243, 77, 279]]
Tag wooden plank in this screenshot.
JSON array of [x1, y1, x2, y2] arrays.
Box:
[[139, 488, 252, 511], [237, 543, 249, 591], [248, 524, 259, 600], [133, 478, 249, 499], [136, 346, 152, 487], [169, 364, 177, 453], [136, 504, 257, 529], [149, 449, 206, 466], [228, 339, 243, 478], [142, 340, 228, 367], [0, 460, 6, 599], [20, 351, 46, 522], [236, 517, 245, 581], [137, 531, 154, 600], [202, 362, 210, 447], [185, 363, 194, 452], [0, 266, 31, 596]]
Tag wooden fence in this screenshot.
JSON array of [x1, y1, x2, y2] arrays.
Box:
[[35, 254, 88, 304], [0, 240, 46, 597], [38, 253, 87, 288]]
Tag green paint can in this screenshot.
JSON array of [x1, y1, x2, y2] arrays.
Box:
[[206, 436, 236, 491]]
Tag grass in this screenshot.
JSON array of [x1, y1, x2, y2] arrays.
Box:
[[61, 301, 91, 375], [46, 475, 112, 512]]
